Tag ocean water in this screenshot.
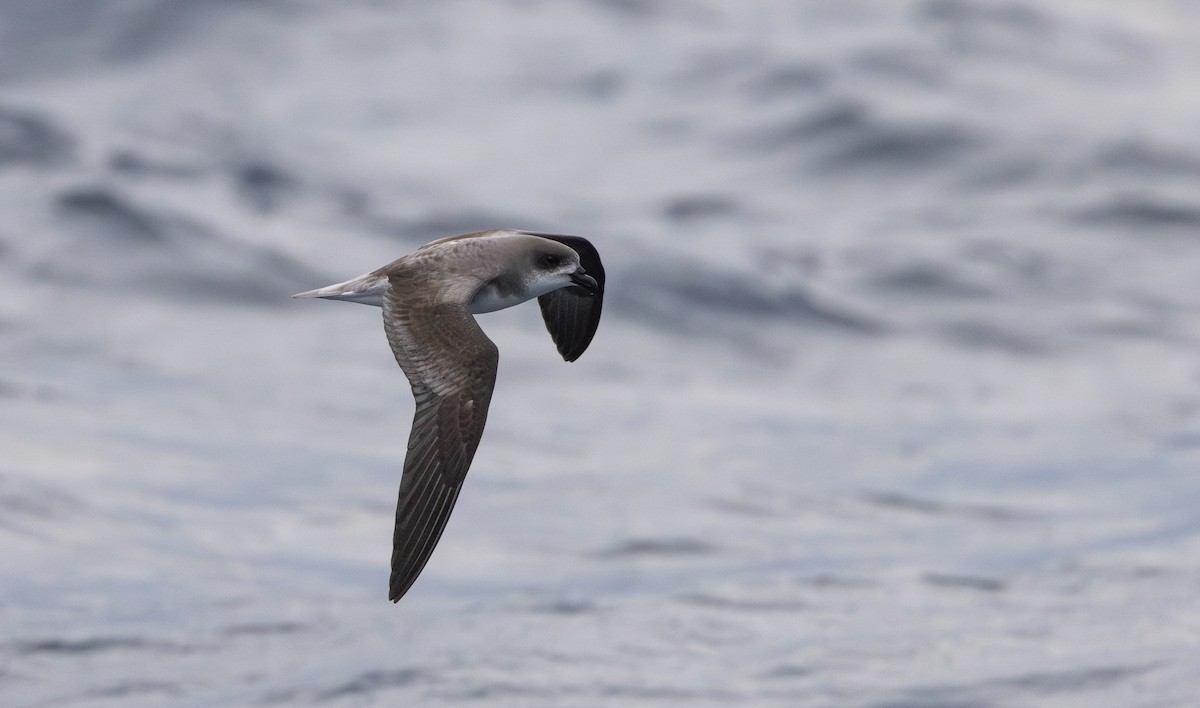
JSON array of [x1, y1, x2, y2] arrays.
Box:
[[2, 1, 1200, 705]]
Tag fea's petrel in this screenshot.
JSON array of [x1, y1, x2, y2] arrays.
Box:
[[294, 229, 604, 602]]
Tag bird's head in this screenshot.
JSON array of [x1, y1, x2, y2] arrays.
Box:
[[525, 240, 597, 297]]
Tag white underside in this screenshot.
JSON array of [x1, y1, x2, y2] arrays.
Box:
[[468, 284, 537, 314]]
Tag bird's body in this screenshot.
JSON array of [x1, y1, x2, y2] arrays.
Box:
[[294, 229, 604, 602]]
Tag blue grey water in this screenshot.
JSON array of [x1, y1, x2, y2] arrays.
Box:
[[2, 1, 1199, 705]]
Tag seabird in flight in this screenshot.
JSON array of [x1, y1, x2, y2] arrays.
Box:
[[294, 229, 604, 602]]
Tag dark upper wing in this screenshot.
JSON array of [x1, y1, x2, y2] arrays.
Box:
[[381, 272, 499, 602], [525, 233, 605, 362]]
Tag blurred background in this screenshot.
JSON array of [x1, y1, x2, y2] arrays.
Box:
[[3, 1, 1200, 705]]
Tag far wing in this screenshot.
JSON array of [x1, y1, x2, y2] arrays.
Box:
[[526, 233, 605, 362]]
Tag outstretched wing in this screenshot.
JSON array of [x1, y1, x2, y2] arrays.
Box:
[[381, 271, 499, 602], [526, 233, 605, 362]]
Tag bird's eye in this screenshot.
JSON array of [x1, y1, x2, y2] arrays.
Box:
[[536, 253, 562, 269]]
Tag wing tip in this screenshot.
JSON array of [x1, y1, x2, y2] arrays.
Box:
[[557, 335, 590, 362], [388, 568, 419, 603]]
